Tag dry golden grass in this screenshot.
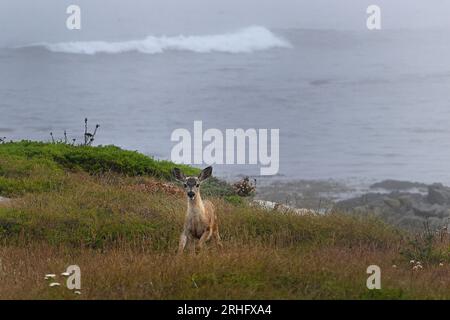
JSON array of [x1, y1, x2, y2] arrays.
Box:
[[1, 241, 449, 300]]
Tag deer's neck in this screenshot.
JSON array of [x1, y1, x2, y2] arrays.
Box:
[[187, 193, 204, 215]]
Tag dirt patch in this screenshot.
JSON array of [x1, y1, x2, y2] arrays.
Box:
[[0, 196, 12, 207], [126, 181, 184, 197]]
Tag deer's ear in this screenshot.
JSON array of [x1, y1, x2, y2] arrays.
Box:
[[172, 168, 186, 182], [199, 166, 213, 182]]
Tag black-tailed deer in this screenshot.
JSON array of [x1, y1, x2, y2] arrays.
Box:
[[173, 166, 222, 254]]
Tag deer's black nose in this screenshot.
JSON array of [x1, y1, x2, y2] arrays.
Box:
[[187, 191, 195, 199]]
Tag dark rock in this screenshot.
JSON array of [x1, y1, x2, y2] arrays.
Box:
[[397, 195, 415, 208], [411, 203, 445, 218], [370, 180, 428, 191], [383, 198, 401, 209], [335, 193, 385, 211], [335, 186, 450, 230], [427, 183, 450, 205], [398, 216, 427, 230]]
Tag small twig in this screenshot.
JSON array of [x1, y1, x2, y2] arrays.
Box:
[[84, 118, 88, 145]]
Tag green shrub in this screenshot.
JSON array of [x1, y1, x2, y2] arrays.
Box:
[[224, 195, 245, 206], [0, 141, 199, 179], [0, 155, 65, 196]]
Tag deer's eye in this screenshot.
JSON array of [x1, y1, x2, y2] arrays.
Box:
[[183, 183, 187, 188], [196, 184, 200, 188]]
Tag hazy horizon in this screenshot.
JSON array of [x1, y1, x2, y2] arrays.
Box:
[[1, 0, 450, 47]]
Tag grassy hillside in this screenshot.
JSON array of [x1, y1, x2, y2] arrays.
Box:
[[0, 141, 449, 299]]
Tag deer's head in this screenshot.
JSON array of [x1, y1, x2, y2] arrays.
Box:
[[172, 166, 212, 200]]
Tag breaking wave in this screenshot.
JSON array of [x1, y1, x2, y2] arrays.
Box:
[[26, 26, 291, 55]]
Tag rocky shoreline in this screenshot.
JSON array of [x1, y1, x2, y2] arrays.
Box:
[[336, 182, 450, 230], [257, 179, 450, 230]]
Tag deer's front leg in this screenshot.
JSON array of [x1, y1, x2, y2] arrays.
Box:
[[178, 232, 188, 254], [198, 229, 213, 250]]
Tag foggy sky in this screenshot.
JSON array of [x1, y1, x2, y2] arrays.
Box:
[[1, 0, 450, 46]]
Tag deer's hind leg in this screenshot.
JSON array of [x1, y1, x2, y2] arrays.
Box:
[[213, 227, 223, 249]]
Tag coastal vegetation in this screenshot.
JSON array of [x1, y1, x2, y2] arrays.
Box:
[[0, 141, 449, 299]]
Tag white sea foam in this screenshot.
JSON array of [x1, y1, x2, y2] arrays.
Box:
[[31, 26, 291, 55]]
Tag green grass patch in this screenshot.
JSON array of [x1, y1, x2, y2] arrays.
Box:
[[0, 141, 199, 179]]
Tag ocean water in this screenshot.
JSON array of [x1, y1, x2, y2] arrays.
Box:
[[1, 27, 450, 186]]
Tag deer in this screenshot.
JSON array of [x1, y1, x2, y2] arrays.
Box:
[[173, 166, 222, 254]]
